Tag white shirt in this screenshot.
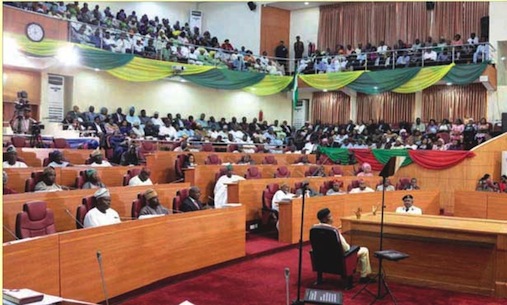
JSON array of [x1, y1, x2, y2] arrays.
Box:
[[83, 207, 121, 228], [128, 175, 153, 186], [395, 206, 422, 215], [349, 187, 375, 194], [89, 161, 113, 167], [3, 161, 28, 168], [47, 161, 70, 168], [271, 190, 295, 211], [213, 174, 245, 209]]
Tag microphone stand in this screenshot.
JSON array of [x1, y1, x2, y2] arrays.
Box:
[[292, 183, 307, 305]]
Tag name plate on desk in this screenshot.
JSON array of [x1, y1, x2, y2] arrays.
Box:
[[304, 289, 342, 305]]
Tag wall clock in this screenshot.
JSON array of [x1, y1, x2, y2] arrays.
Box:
[[26, 22, 45, 42]]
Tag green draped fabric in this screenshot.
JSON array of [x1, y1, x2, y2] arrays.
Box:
[[300, 70, 364, 90], [442, 62, 488, 85], [392, 63, 455, 93], [14, 35, 68, 57], [371, 149, 412, 166], [347, 67, 421, 94], [107, 57, 213, 82], [181, 69, 266, 90], [318, 147, 350, 164], [243, 75, 293, 96], [76, 44, 133, 70]]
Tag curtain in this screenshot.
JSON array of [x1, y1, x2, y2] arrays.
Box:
[[311, 91, 350, 124], [408, 150, 475, 170], [356, 92, 415, 124], [421, 83, 487, 122], [318, 2, 488, 51]]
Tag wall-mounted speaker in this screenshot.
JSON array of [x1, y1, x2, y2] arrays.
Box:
[[480, 16, 489, 39], [247, 1, 257, 11], [426, 2, 435, 10]]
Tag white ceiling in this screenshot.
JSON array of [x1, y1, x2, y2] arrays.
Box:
[[263, 1, 333, 11]]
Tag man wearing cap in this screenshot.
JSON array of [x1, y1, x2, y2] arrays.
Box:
[[83, 188, 121, 228], [180, 186, 204, 212], [139, 189, 169, 217], [3, 146, 28, 168], [151, 112, 164, 128], [272, 183, 296, 212], [349, 179, 374, 193], [129, 167, 153, 186], [47, 150, 71, 167], [213, 165, 245, 208], [89, 149, 113, 167], [395, 194, 422, 215], [315, 208, 373, 284], [376, 178, 395, 192], [82, 169, 106, 189], [35, 167, 70, 192]]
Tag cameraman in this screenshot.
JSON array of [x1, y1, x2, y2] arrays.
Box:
[[10, 108, 37, 134]]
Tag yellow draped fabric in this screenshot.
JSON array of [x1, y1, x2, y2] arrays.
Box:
[[107, 57, 214, 82], [393, 63, 455, 93], [9, 33, 69, 57], [243, 75, 293, 96], [299, 70, 364, 90]]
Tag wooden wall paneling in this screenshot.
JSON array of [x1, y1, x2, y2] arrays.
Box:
[[486, 194, 507, 221], [4, 167, 47, 193], [3, 6, 69, 40], [59, 166, 144, 188], [453, 191, 488, 218], [3, 235, 60, 295], [260, 6, 290, 57], [2, 183, 190, 242], [58, 206, 245, 302]]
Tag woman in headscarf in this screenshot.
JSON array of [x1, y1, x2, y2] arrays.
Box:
[[82, 169, 106, 189], [357, 163, 374, 177]]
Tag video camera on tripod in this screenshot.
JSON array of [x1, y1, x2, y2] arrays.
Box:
[[15, 91, 30, 115]]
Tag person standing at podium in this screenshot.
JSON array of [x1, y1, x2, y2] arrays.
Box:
[[83, 188, 121, 228], [395, 194, 422, 215], [316, 208, 373, 283]]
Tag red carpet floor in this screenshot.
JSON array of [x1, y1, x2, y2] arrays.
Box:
[[119, 242, 507, 305]]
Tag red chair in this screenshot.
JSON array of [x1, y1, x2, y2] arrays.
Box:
[[329, 166, 344, 177], [25, 171, 45, 192], [215, 167, 229, 182], [139, 141, 156, 156], [437, 132, 450, 143], [173, 188, 190, 212], [396, 177, 411, 190], [347, 180, 361, 192], [76, 195, 96, 229], [75, 171, 87, 189], [123, 168, 142, 186], [175, 154, 187, 180], [320, 180, 342, 195], [11, 136, 27, 148], [305, 166, 321, 177], [53, 138, 70, 148], [132, 192, 148, 219], [205, 154, 222, 165], [244, 167, 262, 179], [227, 144, 239, 152], [309, 224, 360, 289], [261, 183, 279, 226], [15, 201, 56, 239], [263, 155, 278, 165], [201, 143, 214, 152], [274, 166, 291, 178]]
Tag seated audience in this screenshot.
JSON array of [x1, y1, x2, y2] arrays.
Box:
[[82, 169, 106, 189], [237, 154, 255, 165], [180, 186, 204, 212], [3, 146, 28, 168], [349, 180, 374, 193], [376, 178, 395, 191], [476, 174, 494, 192], [3, 171, 17, 195], [35, 167, 70, 192], [213, 165, 245, 209], [129, 167, 153, 186], [120, 144, 141, 166], [404, 178, 420, 190], [356, 163, 374, 177], [139, 188, 169, 216], [315, 208, 373, 283], [272, 183, 296, 212], [83, 188, 121, 228], [395, 194, 422, 214], [89, 150, 113, 167], [182, 153, 197, 169], [295, 180, 320, 197], [47, 150, 72, 167], [326, 181, 345, 196]]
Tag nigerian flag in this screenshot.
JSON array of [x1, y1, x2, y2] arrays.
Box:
[[292, 71, 299, 109]]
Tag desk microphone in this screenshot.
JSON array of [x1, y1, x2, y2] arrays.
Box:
[[171, 209, 184, 214], [3, 225, 19, 240], [96, 250, 110, 305], [65, 208, 84, 229], [284, 267, 290, 305], [169, 178, 185, 184], [117, 216, 135, 221]]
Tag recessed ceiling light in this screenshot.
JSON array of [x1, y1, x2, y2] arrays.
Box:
[[373, 86, 378, 90], [304, 2, 309, 5]]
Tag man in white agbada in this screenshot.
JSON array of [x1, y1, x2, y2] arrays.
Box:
[[83, 188, 121, 228], [213, 165, 245, 208]]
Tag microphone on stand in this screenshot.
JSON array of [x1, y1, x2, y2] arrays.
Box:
[[96, 250, 110, 305], [3, 225, 20, 240], [64, 208, 84, 229], [285, 267, 290, 305], [169, 178, 185, 184]]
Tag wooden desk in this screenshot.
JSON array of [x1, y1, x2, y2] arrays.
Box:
[[187, 164, 357, 204], [15, 148, 104, 165], [341, 213, 507, 297], [3, 183, 190, 242], [4, 206, 246, 303], [278, 190, 441, 244], [228, 176, 386, 222], [454, 191, 507, 220]]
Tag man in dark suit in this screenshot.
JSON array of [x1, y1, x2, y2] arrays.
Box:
[[180, 186, 203, 212], [111, 107, 125, 125]]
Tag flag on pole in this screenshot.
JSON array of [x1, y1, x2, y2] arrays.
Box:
[[292, 71, 299, 109]]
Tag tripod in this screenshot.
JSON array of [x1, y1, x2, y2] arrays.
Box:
[[292, 183, 307, 305]]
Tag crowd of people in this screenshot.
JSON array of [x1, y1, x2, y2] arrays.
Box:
[[476, 174, 507, 193]]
